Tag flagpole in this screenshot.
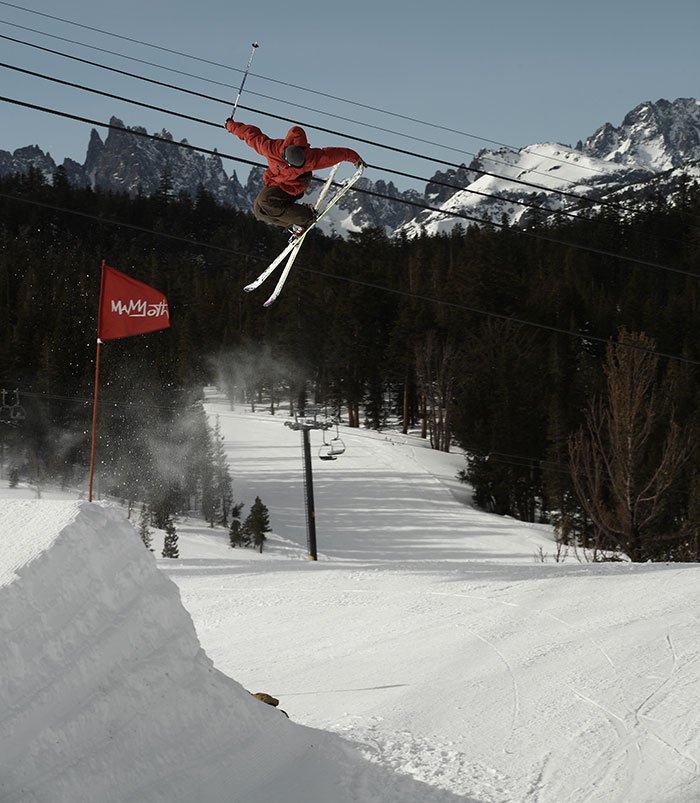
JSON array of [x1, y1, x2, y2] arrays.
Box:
[[87, 261, 170, 500], [88, 338, 102, 502], [88, 261, 107, 502]]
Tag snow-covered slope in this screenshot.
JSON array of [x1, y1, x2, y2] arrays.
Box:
[[0, 499, 462, 803], [2, 393, 700, 802], [172, 397, 700, 803], [399, 142, 637, 236]]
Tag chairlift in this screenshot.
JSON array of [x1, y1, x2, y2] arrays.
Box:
[[328, 425, 345, 457], [318, 428, 338, 461], [318, 421, 346, 461]]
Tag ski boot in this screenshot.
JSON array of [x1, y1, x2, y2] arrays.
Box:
[[287, 205, 317, 239]]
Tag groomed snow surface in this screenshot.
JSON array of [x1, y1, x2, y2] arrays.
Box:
[[1, 389, 699, 802]]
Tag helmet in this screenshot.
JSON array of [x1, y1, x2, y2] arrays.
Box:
[[282, 145, 306, 168]]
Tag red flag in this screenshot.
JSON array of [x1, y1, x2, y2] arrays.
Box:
[[97, 264, 170, 340]]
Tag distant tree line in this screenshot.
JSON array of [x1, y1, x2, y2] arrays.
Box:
[[2, 166, 700, 561]]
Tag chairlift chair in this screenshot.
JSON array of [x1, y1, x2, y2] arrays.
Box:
[[318, 444, 337, 461], [328, 422, 345, 457], [318, 428, 337, 461]]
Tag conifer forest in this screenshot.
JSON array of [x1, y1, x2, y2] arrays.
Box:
[[2, 166, 700, 561]]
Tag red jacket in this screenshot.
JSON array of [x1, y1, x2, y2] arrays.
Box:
[[225, 120, 360, 196]]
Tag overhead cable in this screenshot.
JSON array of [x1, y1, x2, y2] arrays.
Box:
[[0, 60, 619, 227], [0, 0, 626, 185], [0, 34, 664, 221], [0, 20, 606, 183], [0, 1, 532, 150], [1, 93, 696, 283]]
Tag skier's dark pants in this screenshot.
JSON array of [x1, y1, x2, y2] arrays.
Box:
[[253, 185, 315, 229]]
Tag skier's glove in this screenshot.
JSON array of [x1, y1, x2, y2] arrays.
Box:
[[225, 118, 236, 133], [354, 157, 368, 168]]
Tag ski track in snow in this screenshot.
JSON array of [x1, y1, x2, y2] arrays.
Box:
[[174, 562, 700, 802], [565, 628, 700, 803], [165, 397, 700, 803]]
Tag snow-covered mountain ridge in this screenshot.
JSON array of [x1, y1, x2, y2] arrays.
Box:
[[2, 97, 699, 237], [583, 97, 700, 169], [399, 97, 700, 237]]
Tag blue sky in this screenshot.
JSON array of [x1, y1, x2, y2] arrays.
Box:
[[1, 0, 699, 191]]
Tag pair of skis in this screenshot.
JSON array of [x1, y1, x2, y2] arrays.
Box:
[[244, 164, 364, 307]]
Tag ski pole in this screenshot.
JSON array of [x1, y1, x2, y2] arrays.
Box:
[[230, 42, 259, 119]]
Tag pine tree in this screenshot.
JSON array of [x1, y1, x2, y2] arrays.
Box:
[[198, 423, 216, 528], [161, 515, 180, 558], [138, 503, 153, 551], [244, 496, 271, 554], [185, 401, 216, 524], [228, 502, 245, 548], [201, 464, 217, 528], [212, 416, 233, 525]]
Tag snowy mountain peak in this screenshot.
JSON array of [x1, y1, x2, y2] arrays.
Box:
[[583, 97, 700, 169], [396, 97, 700, 238]]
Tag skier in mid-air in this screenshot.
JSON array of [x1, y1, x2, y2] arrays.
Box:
[[224, 117, 366, 235]]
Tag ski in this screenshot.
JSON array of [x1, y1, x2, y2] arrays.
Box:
[[243, 165, 340, 294], [262, 164, 364, 306], [242, 236, 300, 294], [244, 164, 364, 304], [261, 235, 307, 307]]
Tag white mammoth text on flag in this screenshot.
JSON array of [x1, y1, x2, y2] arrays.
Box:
[[110, 298, 170, 319]]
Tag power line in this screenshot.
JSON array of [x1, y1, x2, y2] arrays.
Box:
[[2, 188, 699, 368], [0, 38, 691, 244], [0, 60, 622, 229], [9, 17, 692, 249], [0, 26, 488, 166], [15, 388, 190, 414], [299, 266, 700, 366], [11, 388, 690, 501], [9, 390, 695, 505], [2, 27, 681, 230], [0, 386, 600, 479], [0, 21, 243, 93], [0, 191, 252, 256], [0, 19, 608, 186], [1, 61, 222, 132], [0, 1, 633, 192], [0, 31, 612, 208], [1, 93, 697, 283], [0, 1, 537, 152]]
